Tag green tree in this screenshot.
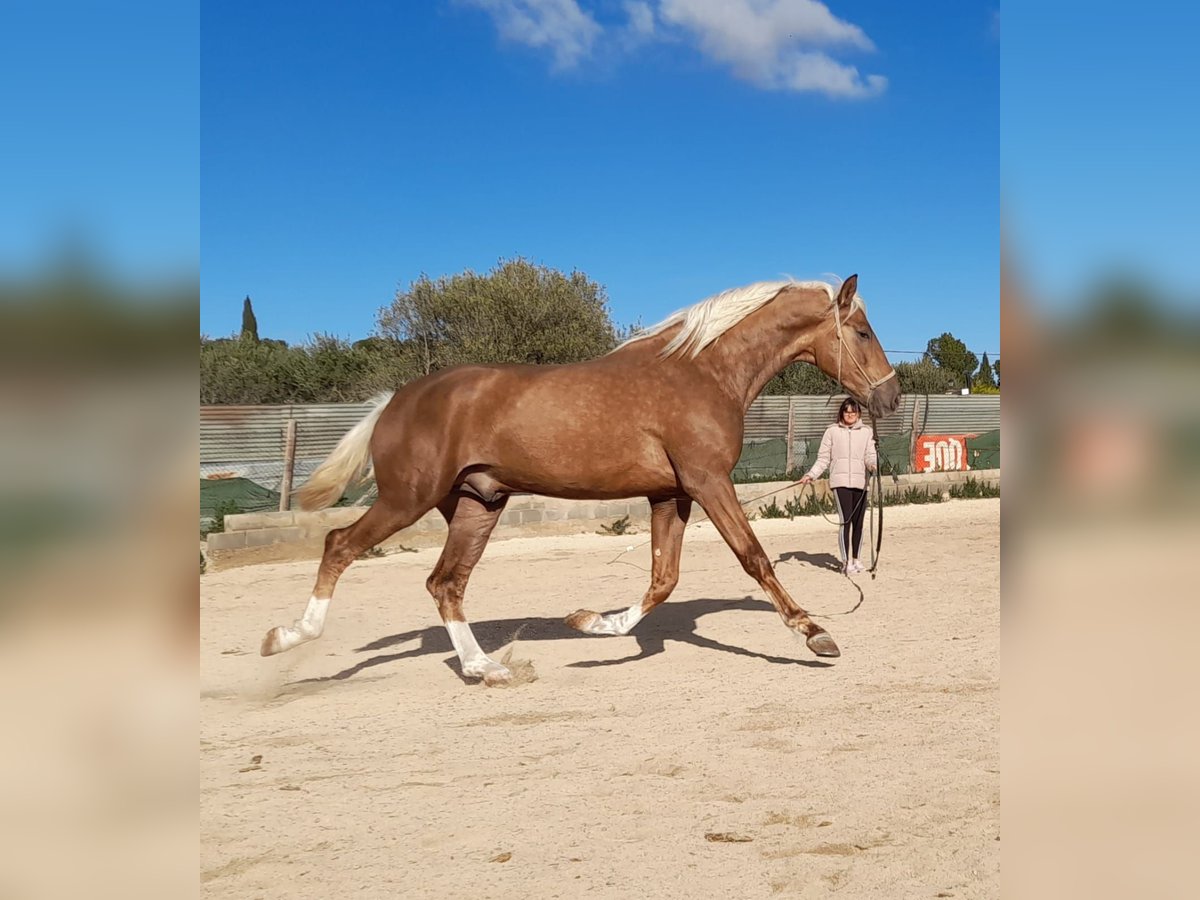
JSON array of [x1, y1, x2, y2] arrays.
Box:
[[240, 296, 259, 343], [376, 257, 620, 374], [973, 351, 997, 390], [200, 332, 413, 404], [760, 361, 838, 396], [895, 357, 954, 395], [925, 332, 978, 390]]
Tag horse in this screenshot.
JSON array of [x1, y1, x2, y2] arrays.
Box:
[[261, 274, 901, 684]]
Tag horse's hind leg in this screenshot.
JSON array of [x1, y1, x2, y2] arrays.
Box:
[[566, 495, 692, 635], [260, 499, 413, 656], [427, 492, 510, 684]]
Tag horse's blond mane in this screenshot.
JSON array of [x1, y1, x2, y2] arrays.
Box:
[[615, 279, 865, 360]]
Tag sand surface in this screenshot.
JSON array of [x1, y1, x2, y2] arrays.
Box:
[[201, 499, 999, 898]]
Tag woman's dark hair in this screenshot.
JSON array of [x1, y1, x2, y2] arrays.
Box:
[[837, 398, 861, 423]]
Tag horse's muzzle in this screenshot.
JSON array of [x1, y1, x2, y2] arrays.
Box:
[[868, 378, 902, 418]]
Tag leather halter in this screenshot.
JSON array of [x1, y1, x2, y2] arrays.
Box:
[[830, 294, 897, 394]]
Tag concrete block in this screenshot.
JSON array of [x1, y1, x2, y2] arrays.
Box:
[[628, 503, 651, 521], [244, 526, 306, 548], [520, 509, 544, 524], [225, 511, 294, 531], [296, 508, 356, 530], [302, 523, 335, 541], [205, 531, 247, 551]]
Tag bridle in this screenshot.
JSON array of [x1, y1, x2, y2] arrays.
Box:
[[830, 293, 897, 397]]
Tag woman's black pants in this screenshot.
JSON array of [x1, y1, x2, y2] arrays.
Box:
[[833, 486, 866, 561]]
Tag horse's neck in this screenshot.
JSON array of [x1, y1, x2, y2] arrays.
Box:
[[699, 299, 826, 410], [609, 296, 827, 410], [699, 335, 791, 409]]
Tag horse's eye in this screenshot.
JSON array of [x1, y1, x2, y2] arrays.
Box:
[[857, 330, 870, 340]]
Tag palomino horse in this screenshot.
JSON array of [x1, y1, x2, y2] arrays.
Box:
[[262, 275, 900, 684]]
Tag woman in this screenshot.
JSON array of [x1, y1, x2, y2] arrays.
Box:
[[799, 398, 878, 575]]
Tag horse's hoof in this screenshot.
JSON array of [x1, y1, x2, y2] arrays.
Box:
[[464, 661, 512, 686], [807, 632, 841, 658], [565, 609, 602, 633], [482, 666, 513, 687], [260, 628, 284, 656]]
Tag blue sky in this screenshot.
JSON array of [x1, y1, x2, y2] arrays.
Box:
[[0, 1, 198, 282], [200, 1, 999, 360], [1002, 3, 1200, 310]]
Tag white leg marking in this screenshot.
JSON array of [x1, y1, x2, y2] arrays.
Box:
[[445, 620, 511, 684], [584, 603, 644, 636], [263, 597, 329, 654]]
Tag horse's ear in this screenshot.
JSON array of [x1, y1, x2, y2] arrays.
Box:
[[836, 274, 858, 309]]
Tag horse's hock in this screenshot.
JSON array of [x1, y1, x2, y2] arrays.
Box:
[[203, 469, 999, 571]]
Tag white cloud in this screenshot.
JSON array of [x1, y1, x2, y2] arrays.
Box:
[[461, 0, 602, 71], [462, 0, 886, 99], [624, 1, 657, 39], [658, 0, 886, 98]]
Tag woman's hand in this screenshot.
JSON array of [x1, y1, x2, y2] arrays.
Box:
[[798, 475, 814, 484]]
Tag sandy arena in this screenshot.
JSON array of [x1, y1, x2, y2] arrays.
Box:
[[201, 498, 998, 898]]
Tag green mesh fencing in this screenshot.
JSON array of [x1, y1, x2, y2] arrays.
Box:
[[200, 476, 373, 524], [876, 431, 913, 475], [966, 429, 1000, 470], [732, 438, 789, 483], [200, 477, 280, 522], [732, 431, 915, 483]]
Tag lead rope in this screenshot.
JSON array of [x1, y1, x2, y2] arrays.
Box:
[[867, 423, 884, 580]]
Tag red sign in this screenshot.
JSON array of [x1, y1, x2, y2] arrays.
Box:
[[914, 434, 977, 472]]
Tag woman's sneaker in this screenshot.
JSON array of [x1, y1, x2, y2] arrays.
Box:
[[848, 560, 866, 574]]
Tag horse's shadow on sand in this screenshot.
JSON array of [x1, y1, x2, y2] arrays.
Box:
[[293, 596, 834, 686], [774, 550, 844, 573]]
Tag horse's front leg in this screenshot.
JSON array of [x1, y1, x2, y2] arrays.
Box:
[[678, 470, 840, 658], [565, 495, 691, 635]]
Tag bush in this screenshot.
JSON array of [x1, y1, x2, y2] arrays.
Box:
[[949, 477, 1000, 499], [758, 498, 790, 519], [378, 258, 620, 374], [884, 486, 944, 506], [202, 498, 241, 537], [201, 258, 625, 404], [757, 490, 835, 519], [598, 515, 634, 535]]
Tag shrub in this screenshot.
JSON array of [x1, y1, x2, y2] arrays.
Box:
[[598, 515, 634, 535], [949, 477, 1000, 499], [202, 498, 241, 537]]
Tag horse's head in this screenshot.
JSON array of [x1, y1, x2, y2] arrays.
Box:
[[811, 275, 901, 419]]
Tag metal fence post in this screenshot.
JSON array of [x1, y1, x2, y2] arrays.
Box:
[[785, 396, 795, 474], [279, 419, 297, 511], [910, 396, 922, 472]]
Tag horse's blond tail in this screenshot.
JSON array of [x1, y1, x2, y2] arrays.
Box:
[[295, 392, 394, 511]]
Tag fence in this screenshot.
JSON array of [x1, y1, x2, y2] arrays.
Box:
[[200, 395, 1000, 524], [201, 403, 376, 521], [731, 394, 1000, 481]]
